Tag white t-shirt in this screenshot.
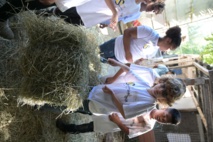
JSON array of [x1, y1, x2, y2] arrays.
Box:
[[114, 25, 160, 63], [93, 109, 156, 138], [55, 0, 141, 27], [88, 64, 159, 119]]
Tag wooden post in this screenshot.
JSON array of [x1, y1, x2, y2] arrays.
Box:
[[190, 89, 207, 130], [206, 70, 213, 142], [193, 62, 209, 76]]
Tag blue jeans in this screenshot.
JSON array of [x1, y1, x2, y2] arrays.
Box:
[[99, 38, 117, 63]]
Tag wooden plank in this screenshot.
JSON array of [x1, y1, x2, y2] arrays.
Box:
[[197, 115, 205, 142], [168, 64, 193, 69], [190, 90, 207, 130], [183, 78, 205, 86], [207, 70, 213, 142], [193, 62, 209, 76], [159, 59, 193, 66]]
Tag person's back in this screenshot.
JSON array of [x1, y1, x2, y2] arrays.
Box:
[[114, 25, 159, 63]]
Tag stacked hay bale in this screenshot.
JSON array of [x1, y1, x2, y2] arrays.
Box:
[[17, 12, 101, 111]]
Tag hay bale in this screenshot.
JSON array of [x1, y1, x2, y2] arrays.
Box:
[[17, 12, 101, 111]]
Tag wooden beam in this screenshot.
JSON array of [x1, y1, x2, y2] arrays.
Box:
[[183, 78, 207, 86], [193, 62, 209, 76], [190, 90, 207, 130], [207, 70, 213, 142], [197, 115, 205, 142], [168, 64, 193, 69], [158, 59, 193, 66]]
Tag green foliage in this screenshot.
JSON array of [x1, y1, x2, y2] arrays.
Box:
[[201, 34, 213, 65], [168, 42, 204, 55]]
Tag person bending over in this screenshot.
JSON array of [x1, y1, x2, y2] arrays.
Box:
[[99, 25, 181, 64]]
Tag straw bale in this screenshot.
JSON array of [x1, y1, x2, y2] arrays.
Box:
[[17, 12, 101, 111]]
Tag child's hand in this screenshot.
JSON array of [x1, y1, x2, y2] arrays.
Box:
[[109, 13, 118, 31], [134, 58, 144, 65], [137, 115, 146, 127], [105, 77, 115, 84], [125, 52, 133, 63], [102, 86, 113, 95], [107, 58, 119, 66], [109, 113, 121, 124]]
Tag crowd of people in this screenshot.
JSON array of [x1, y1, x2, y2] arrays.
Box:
[[0, 0, 187, 140]]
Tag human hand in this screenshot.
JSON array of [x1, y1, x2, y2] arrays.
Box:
[[105, 77, 116, 84], [125, 52, 133, 63], [102, 86, 114, 95], [137, 115, 146, 127], [134, 58, 144, 65], [109, 13, 118, 31], [109, 113, 121, 124]]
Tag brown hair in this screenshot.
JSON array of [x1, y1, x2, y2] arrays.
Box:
[[156, 77, 186, 106]]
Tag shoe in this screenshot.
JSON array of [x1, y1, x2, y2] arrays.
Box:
[[0, 20, 14, 40]]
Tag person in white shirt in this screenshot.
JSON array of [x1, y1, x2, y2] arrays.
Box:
[[56, 108, 181, 139], [52, 0, 164, 30], [99, 25, 182, 63]]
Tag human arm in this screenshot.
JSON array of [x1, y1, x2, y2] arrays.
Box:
[[123, 27, 138, 63], [104, 0, 118, 31], [105, 62, 131, 84], [102, 86, 125, 118], [107, 58, 130, 72], [109, 113, 129, 134], [39, 0, 55, 5], [134, 58, 144, 65]]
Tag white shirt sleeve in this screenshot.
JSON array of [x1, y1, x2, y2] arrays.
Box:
[[123, 102, 154, 119], [127, 64, 159, 86], [137, 26, 159, 44]]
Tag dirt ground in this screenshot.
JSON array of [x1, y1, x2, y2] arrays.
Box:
[[0, 4, 124, 142]]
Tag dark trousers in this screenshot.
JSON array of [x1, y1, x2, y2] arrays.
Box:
[[99, 38, 118, 63], [39, 100, 92, 115], [74, 100, 92, 115], [54, 7, 84, 26], [0, 0, 55, 21]]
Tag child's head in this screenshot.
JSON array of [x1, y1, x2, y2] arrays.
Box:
[[159, 26, 182, 51], [153, 77, 186, 106], [145, 1, 165, 14], [151, 108, 181, 125]]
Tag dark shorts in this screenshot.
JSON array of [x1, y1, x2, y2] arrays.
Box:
[[99, 38, 117, 63]]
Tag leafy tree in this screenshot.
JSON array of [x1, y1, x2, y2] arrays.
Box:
[[201, 34, 213, 65]]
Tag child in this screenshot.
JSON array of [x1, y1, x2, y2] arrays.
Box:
[[73, 58, 186, 119], [99, 25, 181, 63], [54, 0, 165, 29], [56, 108, 181, 139]]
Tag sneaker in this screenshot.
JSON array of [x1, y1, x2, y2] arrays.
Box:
[[0, 20, 14, 40]]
